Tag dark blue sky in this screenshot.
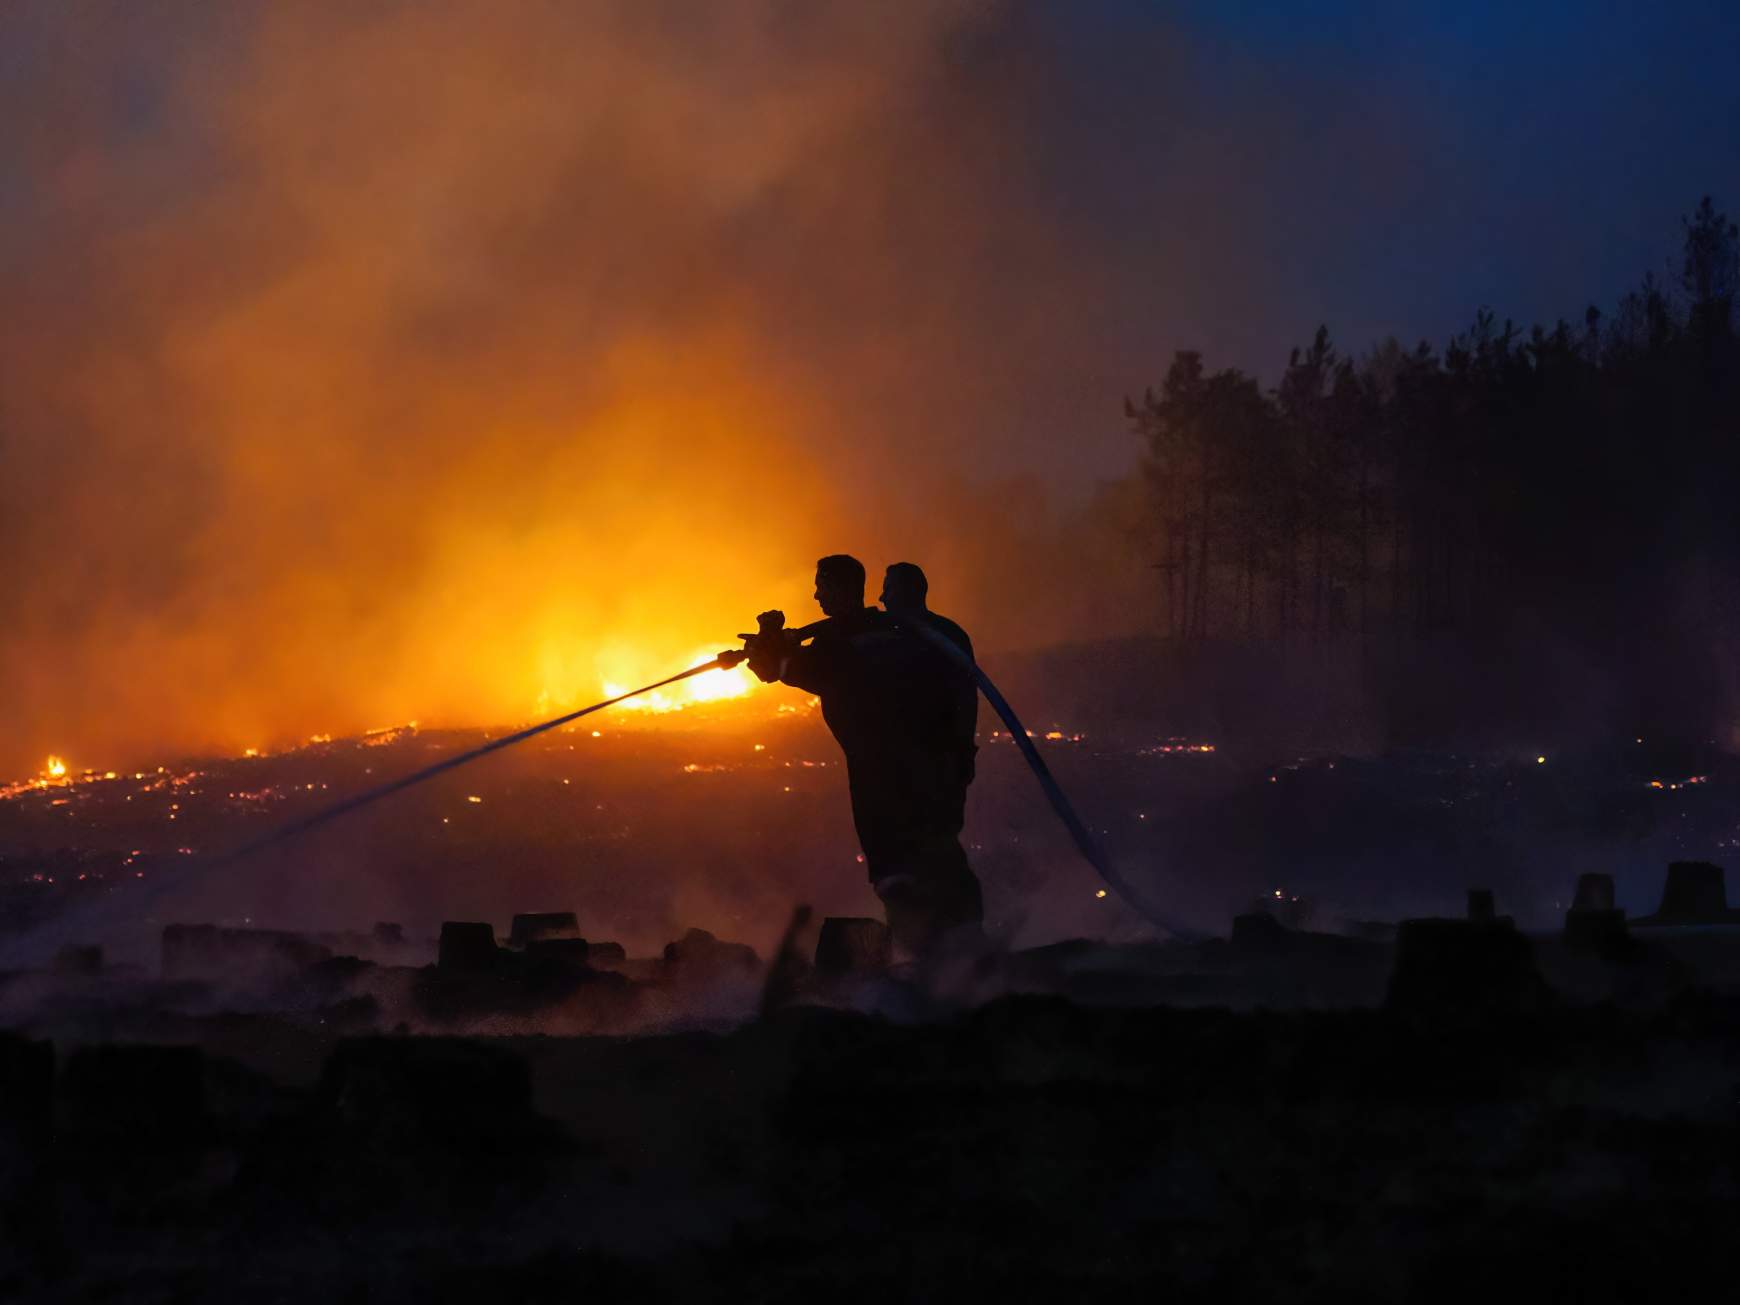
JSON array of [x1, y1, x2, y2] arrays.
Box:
[[1009, 0, 1740, 406]]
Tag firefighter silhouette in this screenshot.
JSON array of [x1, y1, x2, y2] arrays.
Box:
[[746, 555, 981, 958]]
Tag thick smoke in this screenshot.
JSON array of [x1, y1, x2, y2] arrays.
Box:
[[0, 0, 1142, 775], [6, 1, 1738, 776]]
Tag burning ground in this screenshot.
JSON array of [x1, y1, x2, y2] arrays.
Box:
[[0, 688, 1183, 973], [8, 701, 1740, 1299], [4, 686, 1738, 966]]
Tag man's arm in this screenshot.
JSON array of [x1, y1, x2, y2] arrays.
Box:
[[776, 642, 831, 695], [745, 609, 835, 694], [746, 610, 794, 683]]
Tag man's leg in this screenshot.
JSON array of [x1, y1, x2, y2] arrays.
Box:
[[872, 835, 982, 961]]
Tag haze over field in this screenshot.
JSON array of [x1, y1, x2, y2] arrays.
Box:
[[3, 1, 1738, 774]]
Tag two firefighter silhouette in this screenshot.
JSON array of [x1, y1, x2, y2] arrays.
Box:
[[741, 557, 982, 960], [7, 538, 1141, 976], [106, 553, 1109, 977]]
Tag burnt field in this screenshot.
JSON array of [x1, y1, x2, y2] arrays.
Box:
[[7, 714, 1740, 1300], [5, 699, 1740, 955], [6, 975, 1740, 1300]]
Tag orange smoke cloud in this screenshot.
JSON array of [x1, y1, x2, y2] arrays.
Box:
[[0, 1, 1153, 776]]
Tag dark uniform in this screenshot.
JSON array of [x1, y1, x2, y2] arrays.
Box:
[[749, 606, 981, 955], [918, 610, 972, 660], [905, 609, 978, 819]]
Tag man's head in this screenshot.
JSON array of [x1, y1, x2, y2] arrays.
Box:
[[879, 561, 929, 615], [813, 554, 866, 617]]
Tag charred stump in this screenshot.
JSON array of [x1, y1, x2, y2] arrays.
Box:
[[437, 921, 499, 972], [815, 917, 891, 977], [1386, 918, 1552, 1014], [509, 911, 581, 947], [663, 928, 759, 982], [1638, 861, 1734, 925]]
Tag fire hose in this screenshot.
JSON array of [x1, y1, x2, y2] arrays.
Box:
[[750, 615, 1190, 935], [888, 619, 1190, 935], [215, 659, 734, 868], [237, 625, 1182, 930], [5, 621, 1187, 964], [0, 660, 734, 965]]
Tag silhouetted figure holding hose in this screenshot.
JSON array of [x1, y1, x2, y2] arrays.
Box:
[[747, 554, 982, 959], [881, 561, 978, 808]]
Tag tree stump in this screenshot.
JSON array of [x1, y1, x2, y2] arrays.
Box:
[[437, 922, 498, 972], [815, 917, 891, 976], [509, 912, 580, 947]]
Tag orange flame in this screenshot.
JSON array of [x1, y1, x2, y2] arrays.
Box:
[[596, 650, 753, 715]]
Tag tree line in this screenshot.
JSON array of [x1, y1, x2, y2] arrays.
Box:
[[1126, 197, 1740, 675]]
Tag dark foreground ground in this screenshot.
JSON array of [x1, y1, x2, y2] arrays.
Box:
[[5, 918, 1740, 1304], [6, 716, 1740, 1299]]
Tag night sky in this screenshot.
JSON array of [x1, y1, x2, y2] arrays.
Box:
[[952, 0, 1740, 470]]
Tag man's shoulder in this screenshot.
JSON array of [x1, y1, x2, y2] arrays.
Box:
[[924, 612, 973, 654], [811, 607, 892, 644]]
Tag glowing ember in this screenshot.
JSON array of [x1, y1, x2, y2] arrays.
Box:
[[1135, 739, 1216, 756], [1648, 775, 1708, 792], [598, 650, 753, 714], [989, 728, 1092, 745]]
